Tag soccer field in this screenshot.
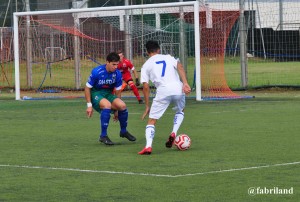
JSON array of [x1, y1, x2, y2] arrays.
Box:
[[0, 91, 299, 201]]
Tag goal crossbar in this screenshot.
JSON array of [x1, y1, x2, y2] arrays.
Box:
[[13, 1, 201, 100]]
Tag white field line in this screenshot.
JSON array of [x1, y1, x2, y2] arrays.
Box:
[[0, 161, 299, 178]]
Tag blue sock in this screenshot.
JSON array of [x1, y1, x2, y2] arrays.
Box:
[[100, 109, 111, 137], [118, 109, 128, 134]]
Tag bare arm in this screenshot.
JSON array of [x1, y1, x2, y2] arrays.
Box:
[[141, 82, 150, 120], [177, 62, 191, 95], [132, 68, 140, 86], [132, 68, 139, 80], [115, 89, 122, 99], [84, 86, 93, 118]]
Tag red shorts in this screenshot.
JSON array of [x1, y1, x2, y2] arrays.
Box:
[[122, 72, 133, 83]]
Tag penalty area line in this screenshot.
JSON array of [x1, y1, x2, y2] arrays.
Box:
[[0, 161, 299, 178], [174, 161, 300, 177], [0, 164, 173, 178]]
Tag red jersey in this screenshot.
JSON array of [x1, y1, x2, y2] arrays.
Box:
[[117, 58, 135, 74]]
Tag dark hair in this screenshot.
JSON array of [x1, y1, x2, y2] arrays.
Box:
[[116, 49, 123, 54], [145, 40, 160, 53], [106, 52, 120, 62]]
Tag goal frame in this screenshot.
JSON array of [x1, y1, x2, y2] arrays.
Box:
[[13, 1, 201, 100]]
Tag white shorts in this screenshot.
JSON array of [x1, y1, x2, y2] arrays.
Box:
[[149, 94, 185, 120]]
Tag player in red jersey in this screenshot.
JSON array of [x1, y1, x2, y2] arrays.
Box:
[[117, 50, 143, 104]]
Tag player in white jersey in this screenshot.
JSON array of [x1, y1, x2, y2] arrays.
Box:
[[138, 40, 191, 155]]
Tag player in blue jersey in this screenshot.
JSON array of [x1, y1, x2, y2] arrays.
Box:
[[138, 40, 191, 155], [84, 52, 136, 145]]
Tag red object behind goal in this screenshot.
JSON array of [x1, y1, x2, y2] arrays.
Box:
[[185, 10, 242, 99]]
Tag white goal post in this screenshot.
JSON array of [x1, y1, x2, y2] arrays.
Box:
[[13, 1, 201, 100]]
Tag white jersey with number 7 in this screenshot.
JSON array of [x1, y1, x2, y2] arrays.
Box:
[[141, 54, 184, 98]]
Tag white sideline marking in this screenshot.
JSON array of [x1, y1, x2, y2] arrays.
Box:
[[174, 161, 300, 177], [1, 161, 299, 178]]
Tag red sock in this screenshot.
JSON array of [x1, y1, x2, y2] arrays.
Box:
[[129, 83, 141, 101]]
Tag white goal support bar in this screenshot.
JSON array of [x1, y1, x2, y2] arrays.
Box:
[[13, 1, 201, 100]]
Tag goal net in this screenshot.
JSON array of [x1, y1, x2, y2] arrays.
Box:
[[13, 1, 242, 100]]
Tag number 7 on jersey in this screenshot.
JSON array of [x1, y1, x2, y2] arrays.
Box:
[[156, 60, 166, 77]]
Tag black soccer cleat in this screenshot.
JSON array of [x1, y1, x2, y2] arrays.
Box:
[[120, 131, 136, 141], [165, 133, 176, 148], [99, 136, 114, 145], [138, 100, 144, 104]]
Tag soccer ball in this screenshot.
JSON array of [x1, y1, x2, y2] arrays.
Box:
[[174, 134, 191, 150]]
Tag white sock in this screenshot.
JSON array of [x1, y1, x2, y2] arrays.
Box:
[[172, 112, 184, 135], [145, 125, 155, 148]]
